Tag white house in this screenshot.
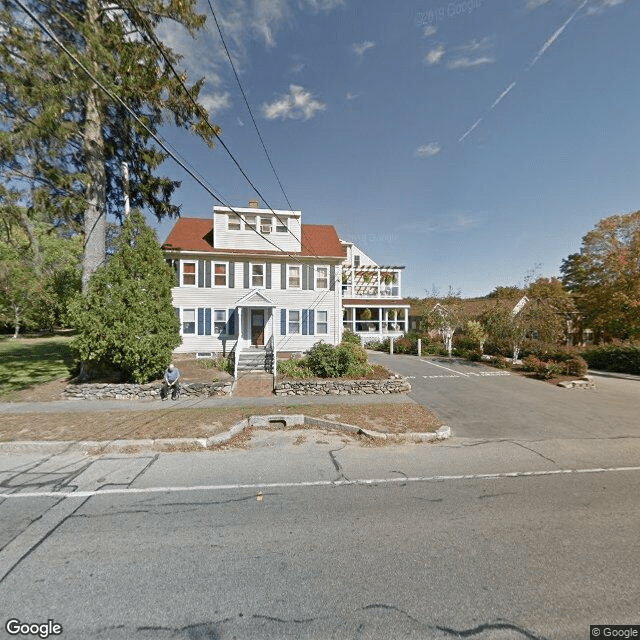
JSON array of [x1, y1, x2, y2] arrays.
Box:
[[162, 201, 345, 376], [340, 240, 410, 344], [162, 201, 410, 376]]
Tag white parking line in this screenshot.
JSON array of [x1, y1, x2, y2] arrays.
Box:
[[1, 466, 639, 500], [420, 359, 469, 377], [419, 360, 510, 379]]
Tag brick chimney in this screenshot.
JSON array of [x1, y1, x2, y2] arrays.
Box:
[[248, 199, 259, 208]]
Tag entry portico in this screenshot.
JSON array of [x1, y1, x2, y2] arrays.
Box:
[[234, 289, 276, 350]]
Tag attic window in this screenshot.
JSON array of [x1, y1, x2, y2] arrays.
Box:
[[261, 217, 272, 234], [245, 215, 257, 231], [228, 214, 241, 231], [276, 218, 288, 233], [353, 255, 360, 268]]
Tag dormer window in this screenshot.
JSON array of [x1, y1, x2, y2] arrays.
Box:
[[245, 215, 257, 231], [261, 217, 272, 234], [276, 218, 288, 233], [228, 213, 241, 231]]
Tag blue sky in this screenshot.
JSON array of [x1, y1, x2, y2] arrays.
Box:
[[151, 0, 640, 298]]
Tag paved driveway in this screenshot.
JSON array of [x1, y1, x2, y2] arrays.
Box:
[[368, 352, 639, 440]]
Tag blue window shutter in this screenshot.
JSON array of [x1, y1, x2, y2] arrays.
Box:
[[281, 263, 287, 289], [243, 262, 249, 288], [280, 309, 287, 335], [227, 309, 235, 335], [266, 263, 272, 289], [228, 262, 235, 288], [309, 309, 315, 335], [330, 266, 335, 291], [197, 308, 204, 335], [205, 308, 211, 335], [205, 261, 211, 288], [308, 265, 315, 290], [198, 260, 205, 288], [302, 309, 308, 335]]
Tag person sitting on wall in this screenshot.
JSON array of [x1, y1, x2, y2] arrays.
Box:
[[161, 363, 180, 400]]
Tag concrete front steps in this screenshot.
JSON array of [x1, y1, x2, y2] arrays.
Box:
[[236, 349, 274, 373]]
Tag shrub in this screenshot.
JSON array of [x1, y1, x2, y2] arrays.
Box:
[[366, 338, 390, 352], [341, 329, 362, 346], [277, 357, 313, 378], [303, 341, 372, 378], [582, 343, 640, 375], [522, 354, 586, 379]]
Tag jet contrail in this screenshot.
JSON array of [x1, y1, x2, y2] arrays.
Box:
[[528, 0, 589, 69], [490, 81, 517, 109], [458, 0, 589, 143], [458, 118, 483, 142]]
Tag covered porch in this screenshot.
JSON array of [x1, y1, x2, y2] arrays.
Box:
[[342, 300, 410, 343]]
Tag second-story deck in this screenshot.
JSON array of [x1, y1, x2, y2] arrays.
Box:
[[341, 265, 403, 299]]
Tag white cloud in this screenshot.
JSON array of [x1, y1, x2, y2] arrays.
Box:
[[448, 37, 496, 69], [345, 91, 359, 100], [525, 0, 552, 10], [301, 0, 345, 11], [423, 25, 437, 37], [199, 91, 232, 114], [352, 40, 376, 58], [291, 62, 306, 74], [425, 44, 446, 65], [262, 84, 326, 120], [415, 142, 442, 158], [586, 0, 626, 15]]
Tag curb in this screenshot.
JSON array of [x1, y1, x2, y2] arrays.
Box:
[[0, 416, 451, 455], [587, 369, 640, 381]]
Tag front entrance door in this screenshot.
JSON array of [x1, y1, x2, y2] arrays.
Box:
[[250, 309, 265, 346]]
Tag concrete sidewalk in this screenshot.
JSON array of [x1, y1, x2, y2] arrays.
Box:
[[0, 392, 414, 414]]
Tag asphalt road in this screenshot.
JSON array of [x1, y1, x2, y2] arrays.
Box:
[[1, 356, 639, 640]]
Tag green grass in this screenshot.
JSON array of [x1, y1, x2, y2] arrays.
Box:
[[0, 335, 76, 398]]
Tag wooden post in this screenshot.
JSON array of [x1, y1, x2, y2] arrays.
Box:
[[390, 337, 394, 355], [418, 338, 421, 357]]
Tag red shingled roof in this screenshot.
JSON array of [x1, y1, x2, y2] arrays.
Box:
[[162, 217, 345, 258]]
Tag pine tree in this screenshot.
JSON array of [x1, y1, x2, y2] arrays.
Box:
[[0, 0, 219, 290], [69, 210, 180, 383]]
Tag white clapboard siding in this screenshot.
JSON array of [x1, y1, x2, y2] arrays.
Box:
[[213, 208, 302, 253]]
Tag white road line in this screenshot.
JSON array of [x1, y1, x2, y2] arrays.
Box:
[[2, 466, 640, 500], [419, 359, 469, 377]]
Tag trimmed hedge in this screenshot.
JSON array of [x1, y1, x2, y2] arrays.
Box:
[[582, 344, 640, 375]]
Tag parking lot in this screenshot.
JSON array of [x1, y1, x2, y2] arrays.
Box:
[[367, 352, 640, 441]]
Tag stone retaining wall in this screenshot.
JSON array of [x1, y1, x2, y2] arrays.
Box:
[[63, 381, 233, 400], [274, 376, 411, 396]]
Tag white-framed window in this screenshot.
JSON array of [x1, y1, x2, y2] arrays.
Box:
[[288, 310, 300, 334], [288, 265, 301, 289], [182, 308, 196, 334], [214, 309, 227, 334], [213, 262, 227, 287], [316, 266, 328, 289], [317, 310, 328, 334], [276, 218, 288, 233], [353, 255, 360, 268], [181, 261, 196, 286], [228, 213, 241, 231], [245, 215, 257, 231], [260, 216, 272, 234], [251, 263, 264, 287]]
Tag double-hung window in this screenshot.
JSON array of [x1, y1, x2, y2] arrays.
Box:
[[214, 309, 227, 334], [251, 264, 264, 287], [245, 215, 257, 231], [276, 218, 288, 233], [182, 309, 196, 334], [316, 266, 328, 289], [181, 261, 196, 286], [260, 216, 272, 234], [288, 310, 300, 334], [317, 311, 328, 334], [213, 262, 227, 287], [228, 214, 241, 231], [288, 265, 301, 288]]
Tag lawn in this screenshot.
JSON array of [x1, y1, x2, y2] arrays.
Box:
[[0, 335, 75, 399]]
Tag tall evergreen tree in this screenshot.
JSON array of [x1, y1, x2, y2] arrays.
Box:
[[69, 209, 180, 383], [0, 0, 219, 290]]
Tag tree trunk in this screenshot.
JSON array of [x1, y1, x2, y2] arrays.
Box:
[[12, 305, 20, 339], [81, 0, 107, 293]]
